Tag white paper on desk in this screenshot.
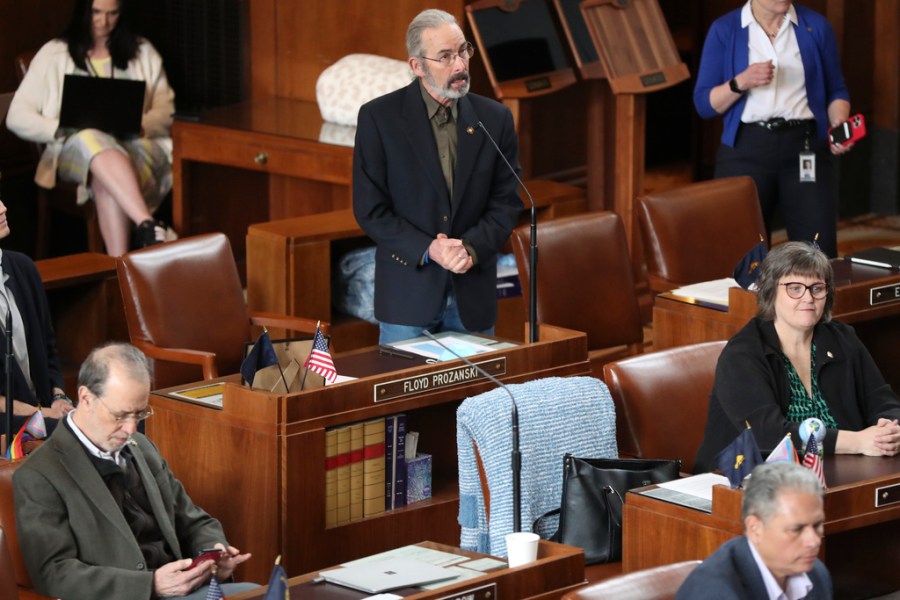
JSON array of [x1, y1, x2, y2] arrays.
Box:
[[391, 335, 499, 360], [638, 473, 730, 513], [670, 278, 739, 307], [325, 374, 357, 386]]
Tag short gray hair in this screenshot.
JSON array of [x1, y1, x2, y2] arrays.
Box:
[[78, 342, 153, 398], [742, 462, 823, 522], [406, 9, 458, 58], [755, 241, 834, 322]]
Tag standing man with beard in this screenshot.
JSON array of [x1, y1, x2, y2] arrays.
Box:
[[353, 9, 523, 344]]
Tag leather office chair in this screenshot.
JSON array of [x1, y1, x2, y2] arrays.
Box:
[[116, 232, 325, 389], [0, 458, 54, 600], [637, 176, 766, 293], [603, 341, 726, 471], [561, 560, 701, 600], [510, 211, 644, 371], [0, 526, 19, 600], [14, 51, 105, 258]]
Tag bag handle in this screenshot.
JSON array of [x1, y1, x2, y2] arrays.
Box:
[[532, 508, 561, 542]]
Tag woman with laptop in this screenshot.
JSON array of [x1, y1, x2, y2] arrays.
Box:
[[6, 0, 174, 255]]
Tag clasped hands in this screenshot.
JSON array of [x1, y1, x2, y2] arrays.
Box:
[[842, 418, 900, 457], [153, 543, 251, 598], [429, 234, 472, 274]]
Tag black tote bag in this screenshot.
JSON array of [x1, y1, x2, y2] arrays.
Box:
[[535, 455, 681, 565]]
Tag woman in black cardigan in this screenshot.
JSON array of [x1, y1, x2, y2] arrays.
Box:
[[695, 242, 900, 473]]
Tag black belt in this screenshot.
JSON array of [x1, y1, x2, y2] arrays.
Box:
[[749, 118, 814, 131]]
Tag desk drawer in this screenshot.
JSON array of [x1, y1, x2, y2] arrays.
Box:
[[174, 124, 353, 184]]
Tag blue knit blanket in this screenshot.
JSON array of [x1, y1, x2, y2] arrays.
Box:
[[456, 376, 618, 556]]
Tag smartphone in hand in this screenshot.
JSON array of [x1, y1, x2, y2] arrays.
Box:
[[188, 548, 223, 570], [829, 114, 866, 147]]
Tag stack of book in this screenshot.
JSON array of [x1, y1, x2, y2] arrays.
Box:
[[325, 413, 409, 525]]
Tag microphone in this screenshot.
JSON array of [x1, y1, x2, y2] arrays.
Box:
[[4, 299, 13, 453], [422, 330, 522, 533], [471, 121, 539, 344]]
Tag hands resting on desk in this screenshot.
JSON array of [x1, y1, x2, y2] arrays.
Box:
[[837, 418, 900, 457], [429, 233, 473, 274]]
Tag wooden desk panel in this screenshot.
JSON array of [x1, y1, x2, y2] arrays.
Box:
[[148, 326, 590, 584], [623, 454, 900, 599], [229, 541, 584, 600]]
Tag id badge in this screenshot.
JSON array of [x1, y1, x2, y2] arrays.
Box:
[[799, 152, 816, 183]]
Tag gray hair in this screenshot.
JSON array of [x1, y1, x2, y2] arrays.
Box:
[[742, 462, 823, 522], [406, 9, 458, 58], [755, 241, 834, 322], [78, 342, 153, 398]]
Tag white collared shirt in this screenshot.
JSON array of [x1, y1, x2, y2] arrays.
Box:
[[0, 248, 35, 394], [66, 411, 127, 468], [748, 536, 814, 600], [740, 2, 815, 123]]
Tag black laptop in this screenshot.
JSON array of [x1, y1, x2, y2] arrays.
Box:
[[59, 74, 145, 137]]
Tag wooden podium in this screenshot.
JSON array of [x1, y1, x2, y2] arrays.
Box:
[[229, 540, 586, 600], [147, 326, 590, 584], [623, 454, 900, 599]]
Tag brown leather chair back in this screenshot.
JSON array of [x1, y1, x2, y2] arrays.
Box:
[[0, 459, 32, 591], [637, 177, 766, 293], [510, 211, 643, 354], [562, 560, 701, 600], [603, 341, 726, 470], [116, 233, 251, 388], [0, 525, 19, 600]]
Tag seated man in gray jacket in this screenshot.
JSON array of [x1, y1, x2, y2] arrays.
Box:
[[14, 343, 257, 599]]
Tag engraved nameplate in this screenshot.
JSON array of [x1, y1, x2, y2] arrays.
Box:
[[374, 358, 507, 403], [875, 483, 900, 508], [436, 582, 497, 600], [870, 283, 900, 306], [525, 77, 551, 92]]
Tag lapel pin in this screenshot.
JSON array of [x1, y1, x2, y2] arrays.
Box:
[[466, 126, 474, 135], [826, 351, 833, 359]]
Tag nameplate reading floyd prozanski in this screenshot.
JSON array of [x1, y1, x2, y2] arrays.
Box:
[[374, 358, 506, 403]]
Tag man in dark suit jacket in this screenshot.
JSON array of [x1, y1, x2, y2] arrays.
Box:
[[676, 462, 831, 599], [353, 9, 522, 344], [0, 200, 72, 434], [14, 343, 256, 600]]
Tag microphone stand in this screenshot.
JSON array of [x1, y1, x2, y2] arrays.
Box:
[[473, 122, 538, 344], [5, 308, 13, 456], [423, 331, 522, 532]]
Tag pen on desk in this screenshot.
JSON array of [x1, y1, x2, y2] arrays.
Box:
[[378, 345, 417, 360]]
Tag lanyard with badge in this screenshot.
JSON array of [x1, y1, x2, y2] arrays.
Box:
[[799, 127, 815, 183]]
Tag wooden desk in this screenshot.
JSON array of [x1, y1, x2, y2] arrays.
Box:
[[623, 454, 900, 599], [229, 540, 585, 600], [35, 253, 127, 392], [147, 325, 589, 584], [653, 260, 900, 389]]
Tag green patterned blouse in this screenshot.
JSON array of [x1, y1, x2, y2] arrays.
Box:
[[783, 344, 838, 428]]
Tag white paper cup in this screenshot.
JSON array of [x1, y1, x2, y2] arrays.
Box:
[[505, 532, 540, 568]]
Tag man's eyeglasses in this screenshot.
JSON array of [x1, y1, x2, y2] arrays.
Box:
[[96, 395, 154, 423], [780, 282, 829, 300], [420, 42, 476, 67]]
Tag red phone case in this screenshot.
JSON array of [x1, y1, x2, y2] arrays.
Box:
[[188, 549, 222, 569], [829, 114, 866, 147]]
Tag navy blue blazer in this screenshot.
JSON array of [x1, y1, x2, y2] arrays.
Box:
[[676, 536, 832, 599], [0, 249, 64, 409], [353, 80, 522, 330]]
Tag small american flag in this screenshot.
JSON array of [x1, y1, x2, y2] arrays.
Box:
[[205, 574, 226, 600], [305, 327, 337, 383], [801, 435, 826, 488]]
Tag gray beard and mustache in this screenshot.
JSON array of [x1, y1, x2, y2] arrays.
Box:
[[423, 64, 471, 99]]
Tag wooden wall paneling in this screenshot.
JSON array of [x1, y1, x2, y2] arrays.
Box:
[[272, 1, 462, 102], [874, 0, 900, 128], [249, 0, 278, 99]]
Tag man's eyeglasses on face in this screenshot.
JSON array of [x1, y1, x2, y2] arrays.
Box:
[[780, 282, 829, 300], [95, 394, 154, 423], [420, 42, 476, 67]]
